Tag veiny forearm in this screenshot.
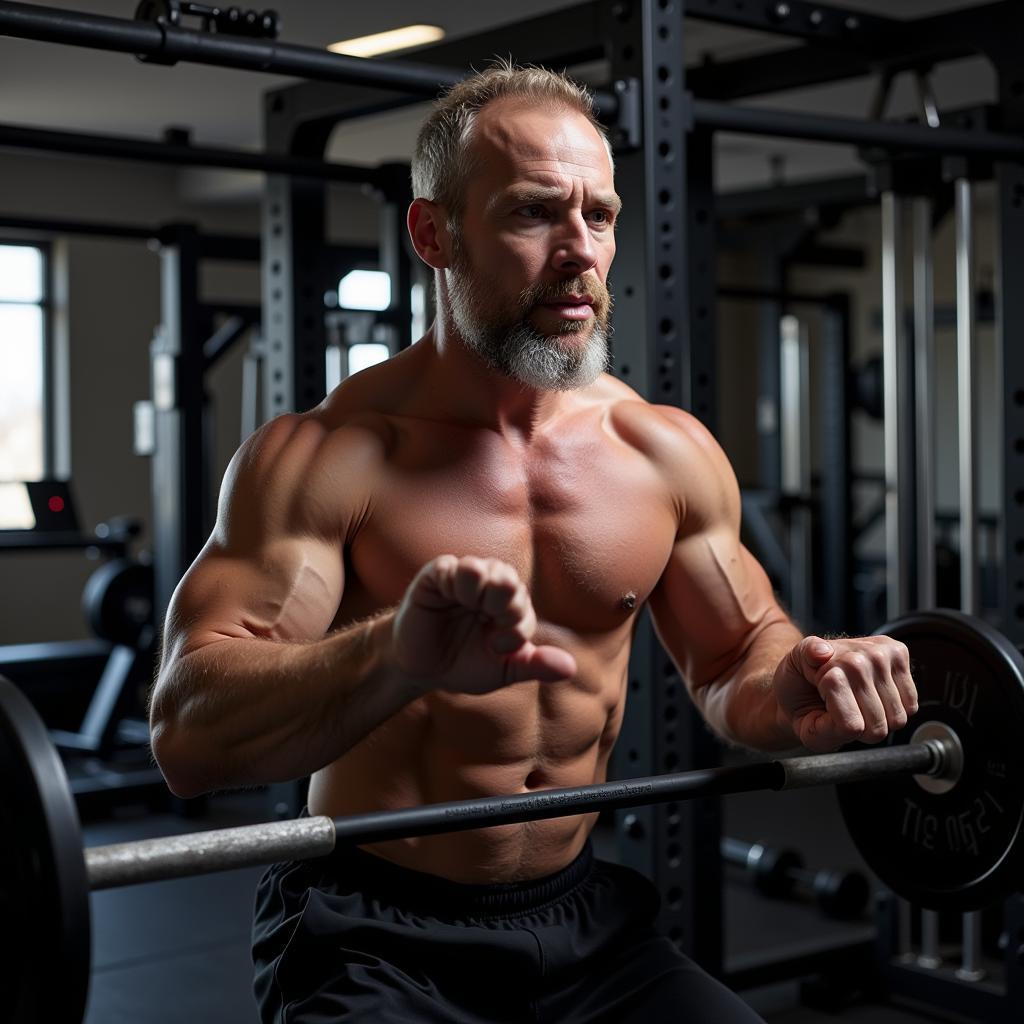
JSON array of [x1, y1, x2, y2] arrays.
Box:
[[150, 612, 418, 796], [697, 617, 803, 752]]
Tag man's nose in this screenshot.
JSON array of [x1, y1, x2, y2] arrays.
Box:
[[551, 214, 598, 275]]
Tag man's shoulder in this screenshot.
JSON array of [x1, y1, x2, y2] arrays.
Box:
[[590, 381, 737, 527], [243, 404, 394, 476], [591, 378, 713, 464], [219, 402, 393, 541]]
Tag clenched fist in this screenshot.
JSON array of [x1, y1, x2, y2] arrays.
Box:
[[391, 555, 577, 695], [773, 634, 919, 753]]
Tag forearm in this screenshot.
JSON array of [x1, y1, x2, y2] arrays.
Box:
[[150, 612, 417, 796], [697, 618, 803, 752]]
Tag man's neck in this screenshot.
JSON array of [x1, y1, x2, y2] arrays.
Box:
[[416, 319, 576, 443]]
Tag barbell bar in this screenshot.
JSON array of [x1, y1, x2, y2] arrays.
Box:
[[84, 738, 948, 890], [4, 608, 1024, 1024]]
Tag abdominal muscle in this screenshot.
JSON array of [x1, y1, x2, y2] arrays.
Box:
[[307, 664, 625, 883]]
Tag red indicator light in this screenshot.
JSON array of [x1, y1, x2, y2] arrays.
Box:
[[48, 495, 65, 514]]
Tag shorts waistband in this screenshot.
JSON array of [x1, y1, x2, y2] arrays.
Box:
[[313, 823, 596, 916]]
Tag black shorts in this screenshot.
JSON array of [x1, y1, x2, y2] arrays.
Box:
[[252, 837, 764, 1023]]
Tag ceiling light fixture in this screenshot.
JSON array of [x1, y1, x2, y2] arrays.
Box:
[[328, 25, 445, 58]]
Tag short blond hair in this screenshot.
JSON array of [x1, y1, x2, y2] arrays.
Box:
[[411, 59, 611, 229]]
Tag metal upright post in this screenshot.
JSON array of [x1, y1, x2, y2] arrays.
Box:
[[955, 178, 979, 616], [913, 196, 941, 971], [881, 191, 916, 960], [995, 181, 1024, 606], [913, 198, 936, 610], [757, 256, 783, 495], [953, 173, 986, 984], [150, 224, 208, 622], [262, 92, 333, 419], [992, 46, 1024, 648], [881, 191, 912, 619], [602, 0, 722, 973], [375, 162, 415, 352], [780, 314, 812, 626], [818, 295, 852, 630]]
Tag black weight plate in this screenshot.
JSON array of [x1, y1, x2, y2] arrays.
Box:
[[82, 558, 154, 647], [837, 610, 1024, 912], [0, 675, 90, 1023]]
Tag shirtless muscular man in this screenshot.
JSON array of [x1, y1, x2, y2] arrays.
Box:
[[149, 63, 917, 1023]]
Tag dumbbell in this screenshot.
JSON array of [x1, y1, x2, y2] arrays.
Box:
[[722, 837, 870, 920]]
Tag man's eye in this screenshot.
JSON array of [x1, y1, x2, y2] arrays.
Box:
[[589, 210, 612, 224], [519, 205, 547, 219]]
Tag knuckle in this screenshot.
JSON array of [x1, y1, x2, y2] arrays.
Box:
[[864, 719, 888, 741], [818, 669, 846, 696], [846, 651, 871, 675], [894, 641, 911, 670], [869, 647, 890, 671], [487, 577, 517, 597], [461, 555, 486, 574]]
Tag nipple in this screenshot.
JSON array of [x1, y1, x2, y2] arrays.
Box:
[[621, 592, 637, 611]]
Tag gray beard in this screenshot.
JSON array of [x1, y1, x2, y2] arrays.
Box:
[[446, 266, 610, 392]]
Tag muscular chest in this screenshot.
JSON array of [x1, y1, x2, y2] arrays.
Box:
[[346, 425, 677, 631]]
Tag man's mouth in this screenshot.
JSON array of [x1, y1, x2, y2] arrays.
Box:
[[539, 296, 595, 319]]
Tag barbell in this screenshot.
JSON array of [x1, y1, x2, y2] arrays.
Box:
[[4, 609, 1024, 1024]]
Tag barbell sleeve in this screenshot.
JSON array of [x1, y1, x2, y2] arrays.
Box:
[[86, 816, 336, 890], [86, 739, 948, 891]]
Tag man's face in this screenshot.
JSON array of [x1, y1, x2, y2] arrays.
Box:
[[443, 99, 620, 392]]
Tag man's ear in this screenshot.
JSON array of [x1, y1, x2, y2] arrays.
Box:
[[408, 199, 452, 270]]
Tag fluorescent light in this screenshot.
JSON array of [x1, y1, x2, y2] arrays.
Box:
[[329, 24, 445, 58]]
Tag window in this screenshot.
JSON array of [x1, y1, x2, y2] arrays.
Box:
[[0, 242, 50, 483], [337, 268, 391, 312]]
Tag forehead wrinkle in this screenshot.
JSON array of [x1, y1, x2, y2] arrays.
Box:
[[519, 152, 608, 174], [479, 158, 614, 213], [475, 141, 608, 183], [487, 151, 615, 194], [489, 179, 622, 216]]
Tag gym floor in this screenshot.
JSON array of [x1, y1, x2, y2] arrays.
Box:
[[81, 781, 954, 1023]]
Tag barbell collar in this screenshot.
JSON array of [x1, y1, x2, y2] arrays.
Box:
[[85, 739, 947, 891]]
